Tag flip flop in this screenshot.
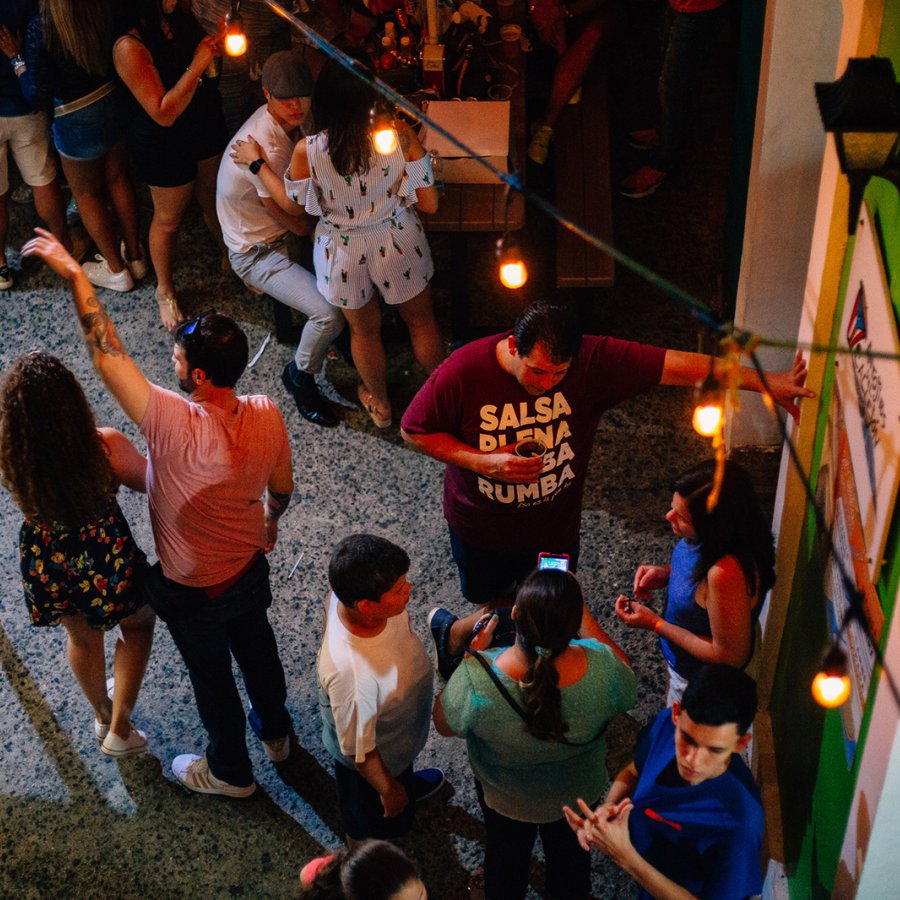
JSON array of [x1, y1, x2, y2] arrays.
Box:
[[357, 384, 392, 428]]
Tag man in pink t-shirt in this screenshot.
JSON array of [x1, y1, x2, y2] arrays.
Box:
[[26, 230, 295, 799]]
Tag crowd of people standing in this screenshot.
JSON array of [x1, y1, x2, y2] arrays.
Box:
[[1, 1, 812, 898]]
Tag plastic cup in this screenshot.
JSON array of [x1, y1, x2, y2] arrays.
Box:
[[501, 24, 522, 60], [488, 83, 513, 101], [515, 439, 547, 458]]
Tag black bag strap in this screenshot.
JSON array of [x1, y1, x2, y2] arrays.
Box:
[[466, 648, 606, 748]]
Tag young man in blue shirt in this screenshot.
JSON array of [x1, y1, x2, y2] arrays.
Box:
[[565, 664, 763, 899]]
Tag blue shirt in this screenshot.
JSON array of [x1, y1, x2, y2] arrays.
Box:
[[629, 710, 764, 900], [0, 0, 37, 116]]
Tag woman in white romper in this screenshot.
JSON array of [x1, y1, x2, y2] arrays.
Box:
[[234, 51, 443, 428]]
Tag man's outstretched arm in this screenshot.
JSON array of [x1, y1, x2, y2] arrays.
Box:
[[23, 229, 151, 424], [660, 347, 815, 420]]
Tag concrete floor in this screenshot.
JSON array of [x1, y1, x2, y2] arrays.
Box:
[[0, 4, 781, 897]]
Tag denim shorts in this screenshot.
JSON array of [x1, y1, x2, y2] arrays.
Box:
[[53, 86, 121, 161]]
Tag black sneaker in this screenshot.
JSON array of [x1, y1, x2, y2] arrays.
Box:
[[282, 363, 339, 428]]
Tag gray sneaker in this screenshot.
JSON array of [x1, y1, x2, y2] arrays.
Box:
[[172, 754, 256, 798]]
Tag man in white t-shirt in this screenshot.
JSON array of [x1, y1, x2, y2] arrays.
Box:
[[317, 534, 445, 840], [217, 50, 344, 428]]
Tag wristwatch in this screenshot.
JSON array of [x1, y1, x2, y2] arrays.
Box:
[[249, 158, 265, 175]]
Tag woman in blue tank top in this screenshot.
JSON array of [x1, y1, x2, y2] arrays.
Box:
[[615, 459, 775, 705]]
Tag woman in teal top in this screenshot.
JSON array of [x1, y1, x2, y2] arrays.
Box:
[[434, 569, 636, 900]]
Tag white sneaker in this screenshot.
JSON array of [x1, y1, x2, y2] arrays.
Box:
[[172, 754, 256, 798], [120, 240, 148, 280], [262, 735, 290, 762], [83, 255, 134, 292], [100, 724, 148, 758]]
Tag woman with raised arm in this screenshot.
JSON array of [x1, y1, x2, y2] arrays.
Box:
[[232, 49, 443, 429], [0, 351, 155, 757], [113, 0, 228, 330], [434, 569, 636, 899], [615, 459, 776, 704]]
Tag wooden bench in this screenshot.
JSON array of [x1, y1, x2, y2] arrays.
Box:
[[554, 62, 615, 288]]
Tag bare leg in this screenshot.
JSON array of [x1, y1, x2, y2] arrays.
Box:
[[31, 179, 72, 251], [342, 299, 390, 420], [108, 604, 156, 740], [60, 614, 111, 729], [194, 154, 228, 260], [104, 140, 142, 265], [0, 191, 9, 266], [148, 181, 193, 297], [538, 9, 622, 130], [396, 285, 444, 373], [59, 155, 126, 271]]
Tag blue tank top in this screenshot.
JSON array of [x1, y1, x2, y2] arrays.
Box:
[[659, 539, 709, 677]]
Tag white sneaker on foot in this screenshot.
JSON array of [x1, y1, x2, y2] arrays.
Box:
[[83, 255, 134, 292], [120, 240, 148, 280], [262, 735, 290, 762], [172, 754, 256, 798], [100, 724, 147, 758]]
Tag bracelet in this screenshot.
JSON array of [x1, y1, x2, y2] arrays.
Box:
[[185, 65, 202, 83], [653, 618, 663, 634]]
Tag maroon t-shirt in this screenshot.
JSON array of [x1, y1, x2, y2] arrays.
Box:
[[401, 333, 666, 551]]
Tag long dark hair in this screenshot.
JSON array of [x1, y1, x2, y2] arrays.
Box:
[[673, 459, 775, 598], [312, 49, 378, 177], [302, 840, 420, 899], [0, 351, 116, 527], [514, 569, 584, 742]]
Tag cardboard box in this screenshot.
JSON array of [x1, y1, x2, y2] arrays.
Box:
[[420, 100, 509, 184]]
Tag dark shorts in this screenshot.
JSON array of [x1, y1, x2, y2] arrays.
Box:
[[448, 525, 579, 605], [334, 760, 422, 841], [20, 505, 147, 631]]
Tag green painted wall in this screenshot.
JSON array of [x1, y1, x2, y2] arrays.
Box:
[[771, 5, 900, 896]]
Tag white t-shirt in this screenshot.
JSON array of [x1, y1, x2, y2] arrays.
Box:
[[216, 104, 298, 253], [317, 591, 433, 775]]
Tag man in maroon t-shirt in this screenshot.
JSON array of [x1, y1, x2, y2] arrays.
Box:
[[400, 302, 812, 666]]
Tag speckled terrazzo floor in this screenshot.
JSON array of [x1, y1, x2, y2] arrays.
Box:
[[0, 4, 784, 898]]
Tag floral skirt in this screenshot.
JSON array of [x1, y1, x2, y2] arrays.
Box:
[[20, 504, 147, 631]]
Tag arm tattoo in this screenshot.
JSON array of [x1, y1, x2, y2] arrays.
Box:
[[79, 304, 125, 359], [265, 489, 292, 520]]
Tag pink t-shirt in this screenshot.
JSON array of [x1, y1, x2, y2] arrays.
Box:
[[140, 384, 290, 587]]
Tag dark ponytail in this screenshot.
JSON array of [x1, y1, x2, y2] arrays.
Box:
[[514, 569, 583, 742]]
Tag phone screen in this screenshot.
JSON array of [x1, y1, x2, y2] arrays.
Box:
[[538, 553, 570, 572]]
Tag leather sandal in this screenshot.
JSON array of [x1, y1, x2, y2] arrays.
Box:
[[155, 287, 183, 334], [357, 383, 391, 428]]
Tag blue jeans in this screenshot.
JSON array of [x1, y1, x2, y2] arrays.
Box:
[[655, 4, 729, 172], [146, 555, 291, 787], [448, 526, 579, 605]]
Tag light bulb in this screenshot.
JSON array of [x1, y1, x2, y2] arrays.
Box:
[[224, 12, 247, 57], [692, 403, 723, 437], [496, 236, 528, 289], [812, 646, 852, 708], [372, 126, 398, 155]]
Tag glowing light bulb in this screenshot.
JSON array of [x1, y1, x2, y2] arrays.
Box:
[[496, 236, 528, 289], [692, 403, 723, 437], [225, 30, 247, 56], [373, 126, 398, 155], [812, 646, 852, 708]]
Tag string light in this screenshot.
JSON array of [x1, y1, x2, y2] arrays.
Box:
[[224, 2, 247, 57], [692, 359, 724, 438], [812, 646, 852, 708], [496, 235, 528, 289], [370, 108, 398, 155]]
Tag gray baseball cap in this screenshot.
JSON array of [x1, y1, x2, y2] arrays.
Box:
[[261, 51, 314, 99]]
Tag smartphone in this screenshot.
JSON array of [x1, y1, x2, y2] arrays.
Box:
[[538, 552, 570, 572]]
